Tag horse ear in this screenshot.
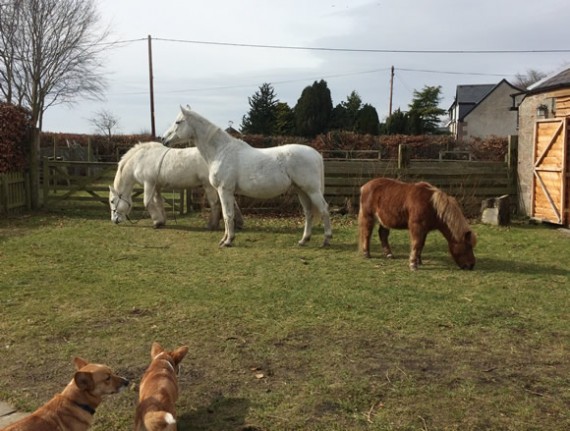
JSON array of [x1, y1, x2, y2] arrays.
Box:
[[181, 105, 192, 115], [109, 185, 116, 195]]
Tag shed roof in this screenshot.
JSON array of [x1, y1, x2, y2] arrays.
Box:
[[527, 67, 570, 94]]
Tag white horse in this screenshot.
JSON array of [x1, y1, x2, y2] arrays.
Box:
[[162, 106, 332, 247], [108, 141, 243, 230]]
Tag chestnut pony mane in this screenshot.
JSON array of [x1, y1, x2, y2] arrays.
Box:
[[428, 185, 471, 242]]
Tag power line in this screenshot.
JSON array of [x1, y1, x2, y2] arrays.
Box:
[[104, 66, 515, 97], [398, 68, 508, 77], [153, 37, 570, 55]]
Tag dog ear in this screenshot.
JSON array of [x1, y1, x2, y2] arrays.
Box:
[[73, 357, 89, 370], [74, 371, 95, 391], [171, 346, 189, 365], [151, 342, 164, 358]]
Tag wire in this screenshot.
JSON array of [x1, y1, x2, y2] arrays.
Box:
[[398, 68, 508, 77], [153, 37, 570, 55]]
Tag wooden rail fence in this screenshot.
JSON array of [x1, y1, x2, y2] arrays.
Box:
[[41, 147, 517, 218], [41, 160, 186, 214]]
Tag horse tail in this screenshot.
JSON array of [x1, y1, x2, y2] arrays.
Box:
[[320, 155, 326, 194], [430, 188, 471, 242], [313, 154, 328, 222]]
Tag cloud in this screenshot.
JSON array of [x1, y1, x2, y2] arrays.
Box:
[[42, 0, 570, 134]]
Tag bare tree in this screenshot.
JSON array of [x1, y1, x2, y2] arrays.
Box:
[[513, 69, 547, 89], [90, 109, 120, 156], [90, 109, 120, 140], [0, 0, 110, 129]]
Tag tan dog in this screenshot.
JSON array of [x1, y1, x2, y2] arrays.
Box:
[[2, 357, 129, 431], [134, 342, 188, 431]]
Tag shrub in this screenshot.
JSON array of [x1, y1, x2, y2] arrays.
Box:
[[0, 103, 32, 173]]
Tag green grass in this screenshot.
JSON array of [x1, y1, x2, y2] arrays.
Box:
[[1, 210, 569, 430]]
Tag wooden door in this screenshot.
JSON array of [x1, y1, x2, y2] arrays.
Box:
[[531, 118, 568, 225]]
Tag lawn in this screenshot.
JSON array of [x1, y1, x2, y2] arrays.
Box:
[[0, 210, 569, 430]]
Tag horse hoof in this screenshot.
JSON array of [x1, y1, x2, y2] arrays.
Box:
[[153, 222, 165, 229], [386, 253, 394, 259], [219, 238, 233, 247]]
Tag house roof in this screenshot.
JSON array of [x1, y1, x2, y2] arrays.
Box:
[[456, 84, 496, 104], [526, 67, 570, 94], [451, 80, 524, 120], [450, 84, 495, 120]]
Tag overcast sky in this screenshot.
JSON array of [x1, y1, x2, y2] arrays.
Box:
[[42, 0, 570, 136]]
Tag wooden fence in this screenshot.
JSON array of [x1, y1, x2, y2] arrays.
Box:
[[0, 171, 30, 214], [323, 159, 516, 215], [40, 145, 517, 218], [42, 159, 186, 214]]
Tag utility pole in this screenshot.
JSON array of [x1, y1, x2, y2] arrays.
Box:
[[389, 65, 394, 117], [148, 35, 156, 139]]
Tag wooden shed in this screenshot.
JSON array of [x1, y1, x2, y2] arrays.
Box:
[[516, 68, 570, 227]]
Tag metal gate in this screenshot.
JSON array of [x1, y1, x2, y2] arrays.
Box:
[[531, 118, 569, 225]]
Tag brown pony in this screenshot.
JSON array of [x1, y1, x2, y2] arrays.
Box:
[[358, 178, 477, 270]]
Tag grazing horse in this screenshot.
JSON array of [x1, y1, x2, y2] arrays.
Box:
[[162, 106, 332, 247], [358, 177, 476, 270], [108, 141, 243, 230]]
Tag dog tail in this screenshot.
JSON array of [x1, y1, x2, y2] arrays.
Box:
[[143, 411, 177, 431]]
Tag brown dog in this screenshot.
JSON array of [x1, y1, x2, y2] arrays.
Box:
[[134, 342, 188, 431], [2, 357, 129, 431]]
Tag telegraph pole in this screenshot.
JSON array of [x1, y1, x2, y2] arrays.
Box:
[[389, 65, 394, 116], [148, 35, 156, 139]]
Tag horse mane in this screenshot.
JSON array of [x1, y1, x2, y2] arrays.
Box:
[[429, 186, 471, 242], [117, 141, 163, 173]]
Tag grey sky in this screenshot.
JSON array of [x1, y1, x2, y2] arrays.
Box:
[[42, 0, 570, 135]]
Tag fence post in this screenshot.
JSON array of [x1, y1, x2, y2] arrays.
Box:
[[507, 135, 518, 173], [30, 127, 41, 209], [25, 172, 31, 209], [0, 174, 7, 213], [42, 158, 49, 206], [398, 144, 410, 169], [87, 137, 93, 177], [178, 190, 184, 215]]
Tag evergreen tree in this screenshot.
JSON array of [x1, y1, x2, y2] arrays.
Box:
[[330, 90, 363, 131], [385, 109, 408, 135], [330, 104, 349, 130], [241, 83, 279, 135], [294, 80, 333, 137], [355, 104, 380, 135], [274, 102, 295, 136], [342, 91, 362, 130], [407, 85, 446, 133]]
